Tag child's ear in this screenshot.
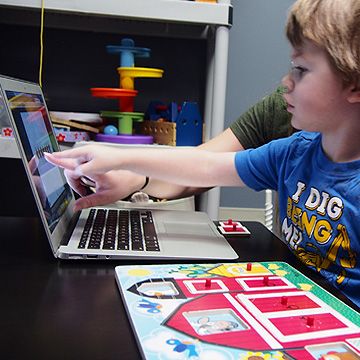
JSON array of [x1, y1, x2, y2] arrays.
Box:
[[347, 82, 360, 103]]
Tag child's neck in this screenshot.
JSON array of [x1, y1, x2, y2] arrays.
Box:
[[322, 127, 360, 163]]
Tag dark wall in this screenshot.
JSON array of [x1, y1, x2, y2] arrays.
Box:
[[0, 21, 206, 115], [0, 158, 39, 217]]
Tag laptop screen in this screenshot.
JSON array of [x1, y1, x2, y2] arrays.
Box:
[[5, 90, 72, 232]]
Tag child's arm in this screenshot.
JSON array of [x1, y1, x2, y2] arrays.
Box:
[[44, 145, 244, 189]]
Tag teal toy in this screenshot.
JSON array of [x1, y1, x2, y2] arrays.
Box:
[[103, 124, 118, 136], [106, 38, 150, 67]]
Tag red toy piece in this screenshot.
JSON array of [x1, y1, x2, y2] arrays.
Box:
[[306, 316, 315, 327], [218, 221, 251, 236], [90, 88, 137, 112], [281, 296, 288, 306]]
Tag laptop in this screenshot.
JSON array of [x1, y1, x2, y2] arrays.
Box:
[[0, 74, 238, 260]]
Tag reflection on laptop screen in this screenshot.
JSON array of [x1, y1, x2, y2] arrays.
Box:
[[5, 90, 72, 232]]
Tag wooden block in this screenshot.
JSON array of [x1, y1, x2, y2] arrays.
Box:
[[51, 116, 100, 133], [141, 120, 176, 145]]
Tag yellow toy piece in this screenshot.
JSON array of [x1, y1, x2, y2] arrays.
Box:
[[118, 67, 164, 90]]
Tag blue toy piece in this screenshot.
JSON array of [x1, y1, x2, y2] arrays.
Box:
[[145, 101, 203, 146], [144, 101, 179, 122], [103, 124, 118, 135], [175, 102, 202, 146], [144, 101, 168, 121], [169, 102, 179, 122], [106, 38, 151, 67]]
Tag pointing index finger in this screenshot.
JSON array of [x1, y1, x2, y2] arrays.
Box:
[[44, 152, 81, 171]]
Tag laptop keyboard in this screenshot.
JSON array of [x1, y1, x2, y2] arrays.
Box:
[[78, 209, 160, 252]]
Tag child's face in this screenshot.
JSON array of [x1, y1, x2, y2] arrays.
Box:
[[282, 40, 350, 133]]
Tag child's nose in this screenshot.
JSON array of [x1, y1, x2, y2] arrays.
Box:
[[282, 73, 293, 92]]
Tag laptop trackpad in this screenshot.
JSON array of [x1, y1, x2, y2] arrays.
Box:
[[159, 220, 237, 259], [163, 222, 215, 236]]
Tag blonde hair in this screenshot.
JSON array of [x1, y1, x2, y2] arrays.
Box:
[[286, 0, 360, 85]]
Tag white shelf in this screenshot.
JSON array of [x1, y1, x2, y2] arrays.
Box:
[[0, 0, 232, 26], [0, 137, 20, 159]]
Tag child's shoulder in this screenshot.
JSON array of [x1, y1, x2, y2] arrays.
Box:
[[290, 131, 319, 141], [270, 131, 321, 158], [273, 131, 320, 149]]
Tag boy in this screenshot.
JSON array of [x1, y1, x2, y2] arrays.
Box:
[[45, 0, 360, 307]]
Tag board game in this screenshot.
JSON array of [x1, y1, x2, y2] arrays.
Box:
[[115, 262, 360, 360]]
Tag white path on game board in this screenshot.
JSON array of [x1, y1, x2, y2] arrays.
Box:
[[183, 279, 229, 294], [235, 276, 296, 292]]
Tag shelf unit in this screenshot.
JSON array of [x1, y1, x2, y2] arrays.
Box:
[[0, 0, 231, 26], [0, 0, 232, 219]]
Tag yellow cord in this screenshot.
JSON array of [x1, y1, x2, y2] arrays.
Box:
[[39, 0, 45, 87]]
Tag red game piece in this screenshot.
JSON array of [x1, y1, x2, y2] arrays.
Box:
[[222, 225, 245, 233], [281, 296, 288, 306], [217, 223, 250, 235], [306, 316, 315, 327], [205, 279, 212, 288], [246, 263, 252, 271]]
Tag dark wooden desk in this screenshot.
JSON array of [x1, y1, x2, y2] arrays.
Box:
[[1, 217, 358, 360]]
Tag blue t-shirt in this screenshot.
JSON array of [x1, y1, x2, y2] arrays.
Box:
[[235, 131, 360, 307]]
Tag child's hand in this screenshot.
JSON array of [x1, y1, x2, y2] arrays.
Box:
[[44, 145, 117, 178], [66, 170, 147, 211]]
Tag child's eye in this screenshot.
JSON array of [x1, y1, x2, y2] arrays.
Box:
[[290, 62, 308, 80]]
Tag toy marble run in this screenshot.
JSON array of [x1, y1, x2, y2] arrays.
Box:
[[91, 38, 164, 144]]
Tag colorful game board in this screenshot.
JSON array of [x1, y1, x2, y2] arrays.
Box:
[[115, 262, 360, 360]]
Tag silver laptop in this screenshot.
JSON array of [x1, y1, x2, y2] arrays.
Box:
[[0, 75, 237, 260]]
